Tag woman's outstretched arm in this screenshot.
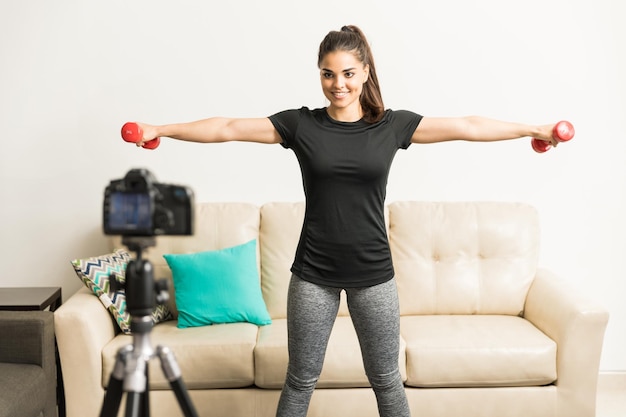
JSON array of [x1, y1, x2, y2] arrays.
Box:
[[411, 116, 559, 146], [134, 117, 282, 146]]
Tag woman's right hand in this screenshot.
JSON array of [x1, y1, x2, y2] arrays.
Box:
[[133, 122, 160, 147]]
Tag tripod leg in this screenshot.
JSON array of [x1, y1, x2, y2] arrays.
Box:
[[125, 366, 151, 417], [124, 348, 150, 417], [142, 365, 150, 416], [157, 346, 199, 417], [101, 345, 132, 417]]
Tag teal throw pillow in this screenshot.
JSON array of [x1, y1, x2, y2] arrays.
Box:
[[163, 239, 271, 328]]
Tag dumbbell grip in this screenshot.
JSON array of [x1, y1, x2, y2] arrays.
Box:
[[121, 122, 160, 149], [531, 120, 574, 153]]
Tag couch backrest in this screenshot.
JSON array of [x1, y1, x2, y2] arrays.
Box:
[[258, 202, 301, 319], [388, 201, 540, 316], [111, 201, 540, 320], [257, 202, 351, 319], [111, 203, 261, 318]]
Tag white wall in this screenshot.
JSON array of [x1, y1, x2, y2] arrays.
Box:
[[1, 0, 624, 371]]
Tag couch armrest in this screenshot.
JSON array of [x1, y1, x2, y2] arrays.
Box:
[[524, 268, 609, 417], [55, 287, 117, 417], [0, 310, 55, 367]]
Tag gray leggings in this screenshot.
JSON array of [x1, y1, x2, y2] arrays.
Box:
[[276, 274, 410, 417]]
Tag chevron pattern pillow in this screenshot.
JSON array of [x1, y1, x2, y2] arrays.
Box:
[[71, 249, 172, 334]]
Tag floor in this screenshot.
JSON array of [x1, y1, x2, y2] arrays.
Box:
[[596, 373, 626, 417]]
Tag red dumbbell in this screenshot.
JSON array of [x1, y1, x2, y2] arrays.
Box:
[[531, 121, 574, 153], [121, 122, 160, 150]]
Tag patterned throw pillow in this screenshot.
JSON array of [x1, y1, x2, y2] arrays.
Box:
[[71, 249, 172, 334]]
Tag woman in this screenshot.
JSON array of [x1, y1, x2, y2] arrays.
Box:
[[132, 25, 559, 417]]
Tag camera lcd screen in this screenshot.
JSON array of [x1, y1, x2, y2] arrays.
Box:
[[107, 192, 152, 232]]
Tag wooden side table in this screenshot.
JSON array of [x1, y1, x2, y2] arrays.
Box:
[[0, 287, 65, 417], [0, 287, 62, 312]]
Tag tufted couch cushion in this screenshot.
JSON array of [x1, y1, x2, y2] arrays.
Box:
[[401, 315, 556, 387], [389, 201, 539, 315], [254, 316, 407, 389], [102, 321, 259, 389]]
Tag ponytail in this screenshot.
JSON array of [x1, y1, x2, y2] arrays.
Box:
[[318, 25, 385, 124]]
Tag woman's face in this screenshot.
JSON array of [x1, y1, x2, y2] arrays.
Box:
[[319, 50, 369, 121]]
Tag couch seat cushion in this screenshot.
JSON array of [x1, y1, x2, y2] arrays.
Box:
[[254, 317, 407, 389], [102, 321, 258, 389], [401, 315, 556, 387]]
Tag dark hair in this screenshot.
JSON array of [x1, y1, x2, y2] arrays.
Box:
[[318, 25, 385, 124]]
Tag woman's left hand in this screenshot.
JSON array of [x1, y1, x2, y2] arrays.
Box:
[[534, 124, 559, 147]]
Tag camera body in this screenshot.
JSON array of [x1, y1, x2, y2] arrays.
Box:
[[103, 168, 194, 236]]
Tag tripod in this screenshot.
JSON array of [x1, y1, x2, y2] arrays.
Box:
[[100, 237, 199, 417]]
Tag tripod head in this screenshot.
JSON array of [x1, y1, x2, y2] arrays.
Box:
[[111, 237, 169, 334]]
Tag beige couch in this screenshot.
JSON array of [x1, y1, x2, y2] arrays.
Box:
[[55, 201, 609, 417]]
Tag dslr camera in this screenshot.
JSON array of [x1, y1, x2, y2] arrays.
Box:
[[103, 168, 194, 236]]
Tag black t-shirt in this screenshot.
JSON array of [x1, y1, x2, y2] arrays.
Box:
[[269, 107, 423, 288]]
